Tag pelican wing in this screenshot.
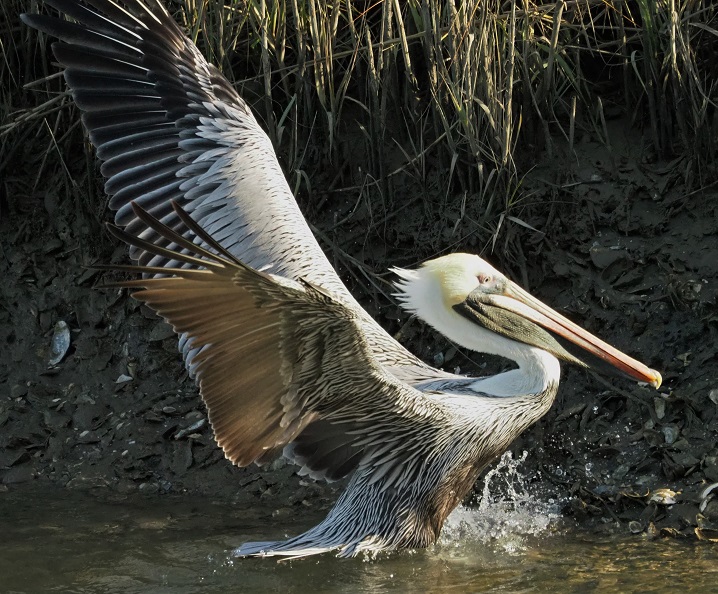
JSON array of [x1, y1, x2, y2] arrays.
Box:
[[23, 0, 455, 384], [22, 0, 337, 288], [103, 202, 445, 476]]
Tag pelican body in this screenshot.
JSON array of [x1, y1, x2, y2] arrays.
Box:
[[23, 0, 662, 558]]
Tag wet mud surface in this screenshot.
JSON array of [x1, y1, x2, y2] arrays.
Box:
[[1, 120, 717, 544]]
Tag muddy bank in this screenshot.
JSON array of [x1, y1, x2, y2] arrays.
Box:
[[1, 119, 717, 541]]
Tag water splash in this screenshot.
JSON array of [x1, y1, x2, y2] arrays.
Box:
[[439, 451, 563, 554]]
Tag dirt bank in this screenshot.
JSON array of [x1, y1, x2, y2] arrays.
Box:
[[1, 117, 717, 541]]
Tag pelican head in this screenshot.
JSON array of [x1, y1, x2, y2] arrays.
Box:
[[393, 253, 661, 389]]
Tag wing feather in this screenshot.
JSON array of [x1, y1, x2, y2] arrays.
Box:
[[23, 0, 469, 481], [22, 0, 458, 388], [103, 202, 447, 474]]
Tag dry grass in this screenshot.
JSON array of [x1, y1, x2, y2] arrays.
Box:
[[2, 0, 716, 256]]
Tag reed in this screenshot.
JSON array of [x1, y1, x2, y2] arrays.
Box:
[[608, 0, 717, 186], [2, 0, 716, 256]]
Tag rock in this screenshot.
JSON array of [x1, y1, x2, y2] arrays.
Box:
[[10, 384, 28, 399], [705, 465, 718, 482], [65, 475, 110, 489], [588, 244, 628, 269], [2, 466, 35, 484], [148, 321, 176, 342], [702, 500, 718, 522]]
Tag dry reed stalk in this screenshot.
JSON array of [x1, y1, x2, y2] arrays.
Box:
[[3, 0, 716, 251]]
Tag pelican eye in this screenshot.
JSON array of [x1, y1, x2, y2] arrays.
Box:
[[477, 273, 492, 285]]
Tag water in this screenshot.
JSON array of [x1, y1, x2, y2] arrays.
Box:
[[440, 451, 563, 554], [2, 481, 718, 594]]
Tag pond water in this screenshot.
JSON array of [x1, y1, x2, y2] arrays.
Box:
[[3, 485, 718, 594]]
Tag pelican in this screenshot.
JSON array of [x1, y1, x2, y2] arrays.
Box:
[[23, 0, 662, 558]]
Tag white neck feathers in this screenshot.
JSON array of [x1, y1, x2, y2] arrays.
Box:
[[393, 264, 561, 397]]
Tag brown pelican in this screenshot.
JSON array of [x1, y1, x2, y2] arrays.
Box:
[[23, 0, 662, 558]]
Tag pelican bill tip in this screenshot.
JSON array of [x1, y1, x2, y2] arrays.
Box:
[[649, 370, 662, 390]]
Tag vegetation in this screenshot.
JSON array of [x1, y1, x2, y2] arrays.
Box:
[[1, 0, 717, 260]]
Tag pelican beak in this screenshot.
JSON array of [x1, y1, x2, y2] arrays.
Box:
[[456, 281, 662, 389]]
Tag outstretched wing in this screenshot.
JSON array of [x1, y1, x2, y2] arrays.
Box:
[[22, 0, 335, 286], [22, 0, 454, 385], [102, 201, 446, 480]]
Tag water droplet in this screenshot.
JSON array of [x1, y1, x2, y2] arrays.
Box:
[[439, 451, 562, 552]]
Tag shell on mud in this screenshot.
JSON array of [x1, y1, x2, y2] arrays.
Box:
[[661, 425, 680, 444], [699, 482, 718, 513], [628, 520, 644, 534], [694, 527, 718, 542], [47, 320, 70, 366], [649, 488, 679, 505], [174, 419, 206, 440]]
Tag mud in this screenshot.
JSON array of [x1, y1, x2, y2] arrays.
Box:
[[1, 117, 717, 543]]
